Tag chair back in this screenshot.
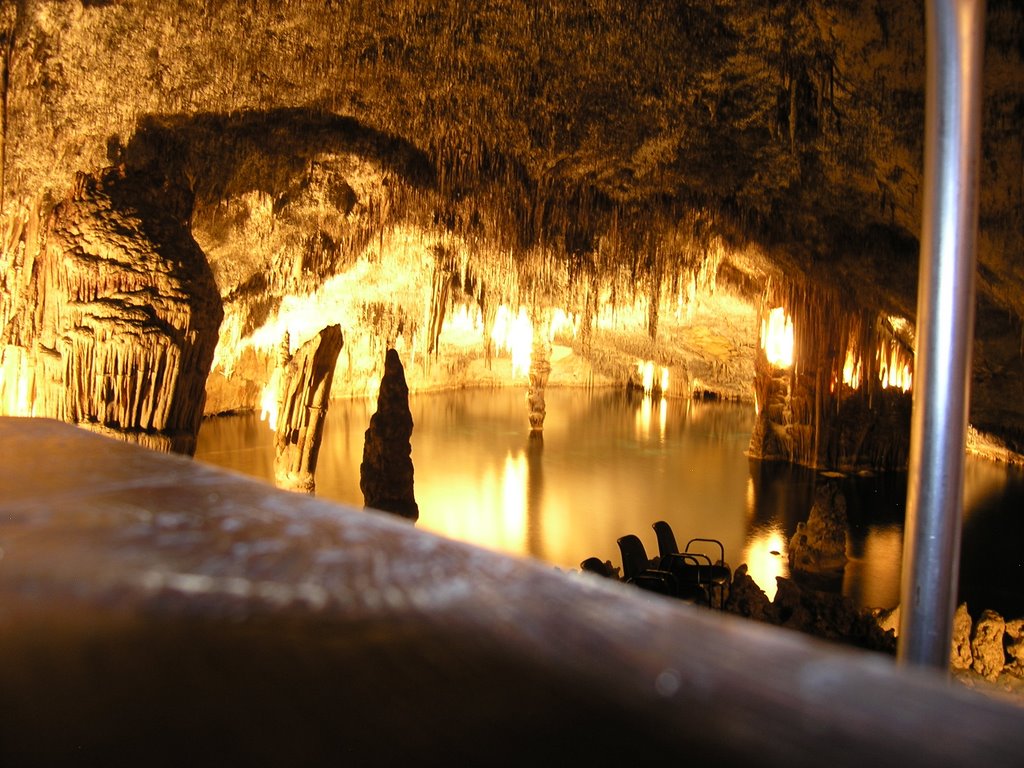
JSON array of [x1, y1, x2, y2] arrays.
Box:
[[652, 520, 680, 559], [616, 535, 651, 581]]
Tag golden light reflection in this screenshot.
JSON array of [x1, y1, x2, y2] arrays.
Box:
[[760, 307, 794, 368], [636, 394, 653, 440], [844, 525, 902, 610], [417, 449, 528, 555], [634, 393, 668, 441], [741, 525, 788, 600], [491, 305, 533, 378]]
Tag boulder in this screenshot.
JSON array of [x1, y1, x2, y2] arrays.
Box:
[[971, 609, 1006, 681], [1004, 618, 1024, 675], [950, 603, 974, 671]]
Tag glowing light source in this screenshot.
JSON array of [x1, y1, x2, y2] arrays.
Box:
[[636, 360, 670, 396], [259, 367, 282, 431], [878, 340, 913, 392], [491, 305, 533, 378], [760, 307, 794, 368], [842, 349, 862, 389]]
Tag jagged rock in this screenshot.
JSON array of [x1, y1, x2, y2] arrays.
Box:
[[971, 609, 1006, 681], [360, 348, 419, 521], [723, 564, 773, 623], [766, 577, 897, 653], [788, 482, 849, 577], [1004, 619, 1024, 675], [875, 604, 901, 636], [951, 603, 974, 671], [0, 169, 222, 454], [273, 326, 344, 494]]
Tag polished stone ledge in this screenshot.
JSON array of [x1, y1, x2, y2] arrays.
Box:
[[0, 417, 1021, 766]]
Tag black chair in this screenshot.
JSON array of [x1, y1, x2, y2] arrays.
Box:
[[616, 534, 679, 597], [652, 521, 730, 608], [616, 534, 708, 603]]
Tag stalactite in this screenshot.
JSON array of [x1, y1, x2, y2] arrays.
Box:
[[0, 169, 222, 454]]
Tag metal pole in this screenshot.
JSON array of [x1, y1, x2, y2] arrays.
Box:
[[898, 0, 986, 669]]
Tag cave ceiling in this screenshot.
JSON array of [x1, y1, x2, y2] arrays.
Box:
[[1, 0, 1023, 441]]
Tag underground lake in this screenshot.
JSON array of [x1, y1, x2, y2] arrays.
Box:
[[195, 388, 1024, 619]]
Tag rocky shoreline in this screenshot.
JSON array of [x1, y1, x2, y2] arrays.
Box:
[[724, 566, 1024, 706]]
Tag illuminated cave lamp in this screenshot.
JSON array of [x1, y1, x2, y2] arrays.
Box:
[[660, 367, 670, 395], [491, 305, 533, 378], [259, 367, 282, 431], [842, 349, 862, 389], [760, 307, 794, 368]]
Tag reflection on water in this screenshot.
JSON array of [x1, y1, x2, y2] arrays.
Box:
[[195, 388, 1024, 614]]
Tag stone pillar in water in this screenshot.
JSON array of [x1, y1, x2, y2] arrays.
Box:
[[360, 348, 419, 521], [527, 336, 552, 431], [273, 325, 344, 494], [787, 482, 849, 579]]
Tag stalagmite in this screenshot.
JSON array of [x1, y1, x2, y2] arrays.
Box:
[[787, 482, 849, 578], [360, 348, 419, 520], [527, 334, 552, 431], [0, 168, 222, 454], [272, 325, 344, 494]]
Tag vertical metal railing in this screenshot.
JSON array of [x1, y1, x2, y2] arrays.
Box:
[[898, 0, 986, 669]]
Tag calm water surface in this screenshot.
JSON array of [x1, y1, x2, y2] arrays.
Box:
[[195, 388, 1024, 615]]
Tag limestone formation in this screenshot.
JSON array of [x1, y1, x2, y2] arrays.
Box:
[[951, 603, 975, 671], [0, 168, 222, 454], [527, 336, 552, 431], [360, 348, 419, 521], [972, 610, 1007, 681], [272, 325, 344, 494], [1005, 619, 1024, 671], [4, 2, 1024, 460], [787, 482, 849, 577]]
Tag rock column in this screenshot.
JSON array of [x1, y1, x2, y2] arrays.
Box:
[[273, 325, 344, 493], [527, 336, 551, 431], [360, 348, 419, 520]]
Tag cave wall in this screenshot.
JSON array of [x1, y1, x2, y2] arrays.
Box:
[[0, 167, 222, 453], [0, 0, 1021, 456]]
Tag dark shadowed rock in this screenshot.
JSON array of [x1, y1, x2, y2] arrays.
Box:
[[360, 348, 419, 521], [724, 564, 773, 623], [273, 326, 344, 494]]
